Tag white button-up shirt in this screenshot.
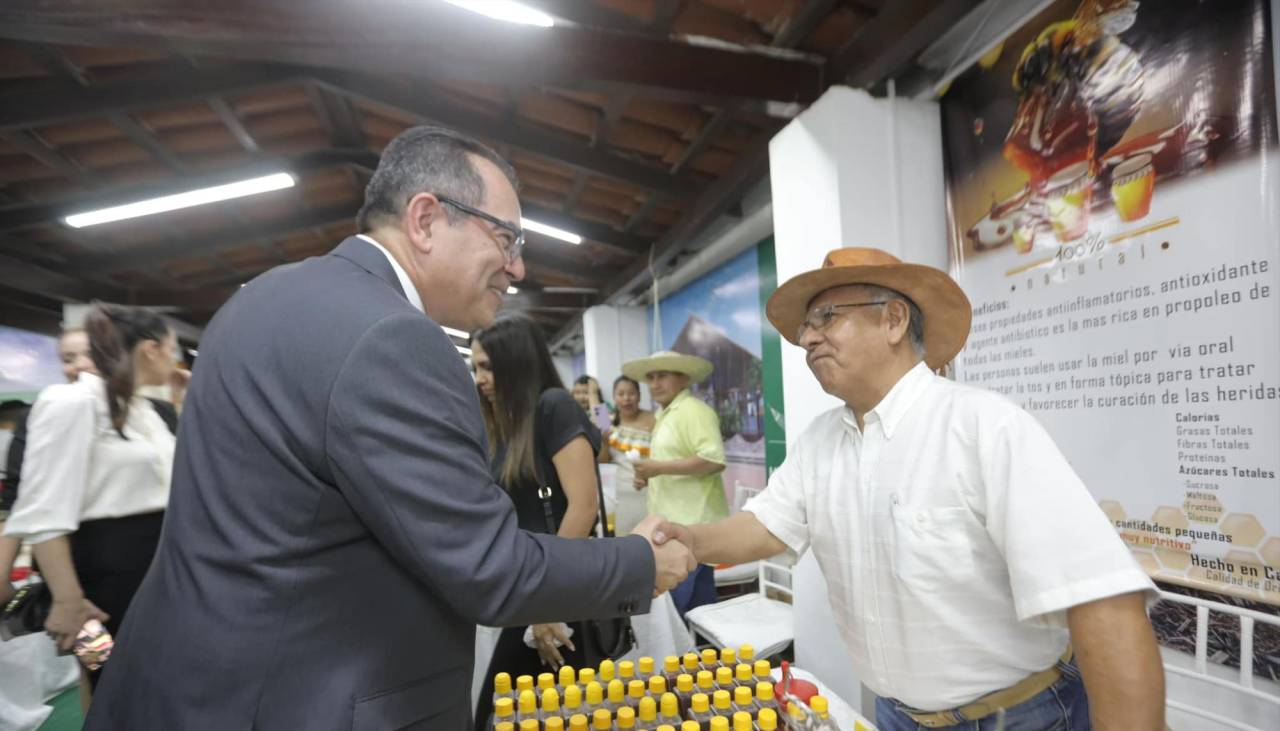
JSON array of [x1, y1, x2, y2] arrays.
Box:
[[745, 362, 1153, 711], [4, 372, 174, 544]]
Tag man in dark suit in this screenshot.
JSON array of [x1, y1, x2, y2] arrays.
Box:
[[86, 126, 693, 730]]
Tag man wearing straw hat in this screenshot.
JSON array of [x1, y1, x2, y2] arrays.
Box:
[[622, 350, 728, 617], [652, 248, 1165, 730]]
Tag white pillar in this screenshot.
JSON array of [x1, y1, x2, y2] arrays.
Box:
[[581, 304, 650, 401], [769, 86, 947, 712]]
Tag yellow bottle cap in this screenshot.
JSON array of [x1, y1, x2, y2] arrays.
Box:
[[494, 697, 515, 718], [638, 696, 657, 721], [564, 684, 582, 709], [856, 721, 874, 731], [691, 693, 710, 713], [735, 664, 752, 683], [738, 644, 755, 662], [757, 708, 778, 730], [755, 681, 775, 702], [720, 648, 737, 666], [518, 690, 537, 714], [788, 703, 806, 719], [578, 668, 596, 686], [656, 726, 676, 731], [545, 718, 565, 731], [542, 688, 561, 712], [608, 679, 625, 703], [618, 660, 635, 679], [599, 659, 616, 682], [569, 714, 589, 731], [664, 656, 680, 674], [733, 686, 752, 706], [638, 656, 655, 675], [585, 681, 603, 705], [682, 722, 701, 731], [648, 675, 667, 696], [683, 653, 700, 672], [733, 711, 753, 731], [701, 649, 718, 666], [593, 708, 613, 729], [494, 672, 512, 694], [516, 675, 535, 693], [697, 670, 715, 690], [616, 706, 636, 728], [753, 660, 771, 679], [628, 679, 646, 699], [559, 665, 577, 687], [811, 694, 829, 718], [660, 692, 679, 718], [676, 673, 694, 692], [539, 673, 556, 691], [709, 718, 729, 731], [715, 667, 732, 686], [520, 720, 539, 731], [713, 689, 732, 710], [496, 723, 515, 731]]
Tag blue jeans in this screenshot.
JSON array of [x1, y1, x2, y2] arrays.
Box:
[[671, 564, 717, 619], [874, 657, 1091, 731]]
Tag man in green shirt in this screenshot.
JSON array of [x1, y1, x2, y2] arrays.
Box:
[[623, 350, 728, 616]]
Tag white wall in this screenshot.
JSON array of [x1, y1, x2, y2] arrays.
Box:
[[769, 86, 947, 713], [582, 305, 651, 401]]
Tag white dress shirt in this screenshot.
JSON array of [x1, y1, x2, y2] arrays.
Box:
[[745, 362, 1154, 711], [357, 234, 424, 313], [4, 372, 174, 544]]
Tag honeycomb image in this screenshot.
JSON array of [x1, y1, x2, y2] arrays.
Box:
[[1154, 546, 1190, 572], [1260, 538, 1280, 571], [1219, 513, 1266, 548], [1098, 500, 1126, 524], [1151, 505, 1189, 531]]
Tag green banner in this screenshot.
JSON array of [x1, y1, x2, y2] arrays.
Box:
[[756, 236, 786, 477]]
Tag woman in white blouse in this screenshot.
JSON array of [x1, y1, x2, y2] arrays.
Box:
[[3, 305, 179, 690]]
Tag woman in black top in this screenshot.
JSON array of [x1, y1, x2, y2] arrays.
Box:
[[470, 313, 602, 730]]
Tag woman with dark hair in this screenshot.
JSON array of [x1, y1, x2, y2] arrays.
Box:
[[470, 313, 603, 729], [597, 375, 656, 535], [2, 304, 180, 697]]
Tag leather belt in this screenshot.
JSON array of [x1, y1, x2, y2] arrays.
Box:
[[902, 646, 1073, 728]]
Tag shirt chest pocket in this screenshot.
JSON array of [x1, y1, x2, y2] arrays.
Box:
[[889, 505, 984, 591]]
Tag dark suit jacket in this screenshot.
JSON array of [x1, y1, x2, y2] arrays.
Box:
[[86, 237, 654, 730]]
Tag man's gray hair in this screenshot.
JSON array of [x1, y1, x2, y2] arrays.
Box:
[[356, 125, 518, 232], [848, 284, 926, 358]]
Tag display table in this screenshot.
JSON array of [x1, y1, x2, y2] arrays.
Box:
[[773, 665, 877, 730], [471, 591, 695, 711]]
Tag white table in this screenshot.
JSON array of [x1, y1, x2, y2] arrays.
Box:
[[773, 665, 878, 730]]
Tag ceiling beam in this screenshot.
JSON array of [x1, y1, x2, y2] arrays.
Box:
[[315, 72, 702, 199], [603, 130, 772, 302], [108, 112, 189, 173], [306, 82, 366, 150], [0, 251, 101, 301], [207, 97, 261, 154], [0, 148, 377, 233], [17, 41, 91, 86], [0, 1, 823, 106], [0, 63, 306, 132], [827, 0, 981, 90], [623, 195, 661, 233], [2, 131, 100, 185]]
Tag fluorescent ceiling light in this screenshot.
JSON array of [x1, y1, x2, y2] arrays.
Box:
[[507, 286, 519, 294], [65, 173, 295, 228], [456, 345, 473, 356], [442, 326, 470, 340], [522, 217, 582, 245], [442, 0, 554, 27]]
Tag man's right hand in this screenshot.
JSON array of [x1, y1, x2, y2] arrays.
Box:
[[633, 515, 697, 596], [650, 519, 696, 560]]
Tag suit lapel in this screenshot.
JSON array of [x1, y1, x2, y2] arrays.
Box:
[[331, 236, 409, 302]]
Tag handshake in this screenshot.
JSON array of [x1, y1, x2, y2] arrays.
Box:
[[631, 515, 697, 597]]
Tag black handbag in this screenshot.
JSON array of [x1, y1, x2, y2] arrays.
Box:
[[0, 579, 51, 641], [534, 442, 636, 665]]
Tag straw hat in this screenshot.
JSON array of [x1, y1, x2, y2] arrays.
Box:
[[765, 247, 972, 370], [621, 350, 713, 384]]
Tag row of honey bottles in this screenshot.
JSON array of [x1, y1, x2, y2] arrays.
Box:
[[492, 705, 783, 730]]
